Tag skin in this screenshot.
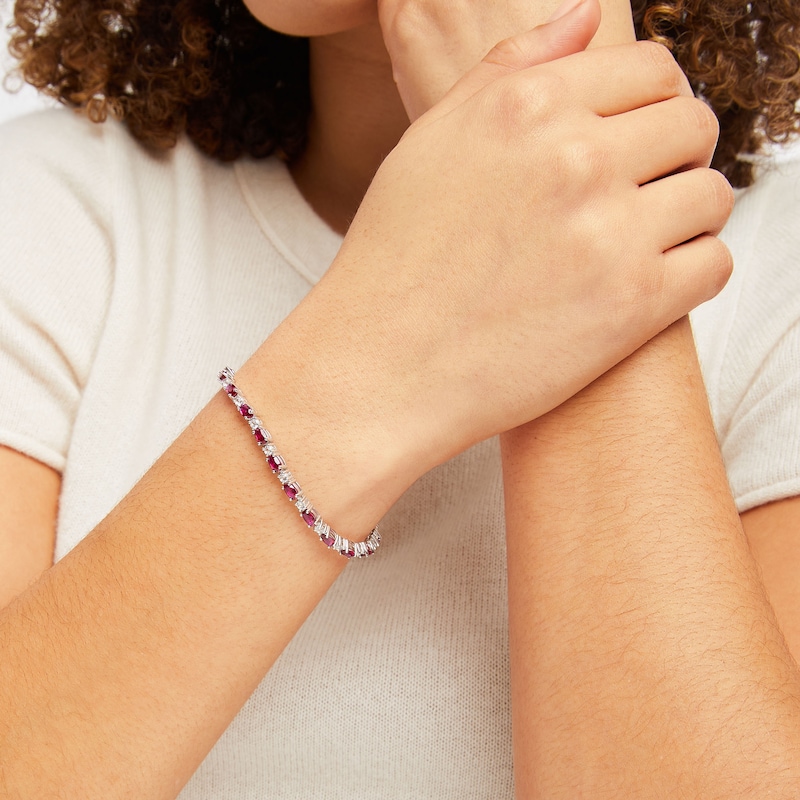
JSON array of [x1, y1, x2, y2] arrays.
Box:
[[501, 329, 800, 797], [1, 0, 799, 797], [0, 449, 58, 608], [743, 496, 800, 658]]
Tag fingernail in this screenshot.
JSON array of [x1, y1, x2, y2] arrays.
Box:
[[547, 0, 586, 22]]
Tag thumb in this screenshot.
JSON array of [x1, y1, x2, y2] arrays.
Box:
[[419, 0, 601, 127]]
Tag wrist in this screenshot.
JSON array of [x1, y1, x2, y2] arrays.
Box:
[[240, 306, 424, 540]]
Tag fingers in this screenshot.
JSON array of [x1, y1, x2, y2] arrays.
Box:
[[603, 95, 720, 185], [639, 168, 735, 251], [524, 40, 694, 117], [660, 233, 734, 319], [649, 169, 734, 321], [425, 39, 693, 138], [421, 0, 600, 125], [421, 9, 693, 133], [481, 0, 600, 74]]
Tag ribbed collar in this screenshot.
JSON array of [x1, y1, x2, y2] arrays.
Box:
[[235, 157, 344, 286]]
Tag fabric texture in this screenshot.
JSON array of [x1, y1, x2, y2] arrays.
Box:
[[0, 109, 799, 798]]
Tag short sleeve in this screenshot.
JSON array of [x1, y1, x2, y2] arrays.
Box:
[[723, 318, 800, 511], [714, 154, 800, 512], [0, 110, 113, 471]]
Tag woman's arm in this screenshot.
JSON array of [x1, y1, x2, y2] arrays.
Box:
[[495, 0, 800, 793], [742, 496, 800, 658], [0, 360, 356, 797], [0, 447, 58, 608], [501, 321, 800, 798]]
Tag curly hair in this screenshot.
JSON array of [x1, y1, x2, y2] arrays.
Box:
[[7, 0, 800, 185], [8, 0, 310, 161], [633, 0, 800, 186]]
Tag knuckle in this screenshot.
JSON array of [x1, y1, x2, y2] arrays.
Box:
[[705, 237, 734, 295], [706, 168, 735, 217], [555, 135, 611, 188], [687, 98, 720, 146], [636, 40, 683, 95], [382, 1, 437, 49], [692, 168, 735, 232], [485, 35, 528, 71], [491, 71, 563, 130]]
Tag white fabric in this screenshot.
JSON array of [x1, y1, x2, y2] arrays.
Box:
[[0, 108, 799, 798], [691, 157, 800, 511]]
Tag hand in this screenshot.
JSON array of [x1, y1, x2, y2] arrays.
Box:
[[264, 25, 734, 516], [378, 0, 603, 120]]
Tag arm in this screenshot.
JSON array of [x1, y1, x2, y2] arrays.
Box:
[[742, 495, 800, 658], [488, 0, 800, 793], [496, 1, 800, 791], [0, 355, 359, 797], [501, 321, 800, 797], [0, 447, 58, 608]]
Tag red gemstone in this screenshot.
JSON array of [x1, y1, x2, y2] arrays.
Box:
[[283, 484, 298, 500], [267, 455, 282, 472], [321, 533, 335, 547], [343, 547, 356, 559], [218, 371, 227, 382], [301, 510, 316, 527], [254, 428, 267, 444], [225, 384, 238, 397], [239, 404, 253, 418]]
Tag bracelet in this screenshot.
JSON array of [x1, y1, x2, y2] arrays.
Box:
[[218, 367, 381, 559]]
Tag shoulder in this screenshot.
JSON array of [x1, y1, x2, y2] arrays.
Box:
[[0, 109, 121, 261], [0, 109, 112, 208], [720, 146, 800, 272], [0, 108, 228, 273], [0, 110, 118, 312], [693, 145, 800, 512], [0, 110, 231, 472], [736, 147, 800, 257], [0, 107, 221, 209], [0, 106, 108, 158], [718, 148, 800, 364], [695, 146, 800, 376], [730, 145, 800, 267], [0, 111, 116, 471]]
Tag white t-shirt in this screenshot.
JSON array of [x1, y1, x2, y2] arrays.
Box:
[[1, 109, 799, 798]]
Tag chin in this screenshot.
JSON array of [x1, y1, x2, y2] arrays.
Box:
[[242, 0, 376, 36]]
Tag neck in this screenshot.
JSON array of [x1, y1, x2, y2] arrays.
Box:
[[289, 22, 408, 235]]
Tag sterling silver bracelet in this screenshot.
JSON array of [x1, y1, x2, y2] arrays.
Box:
[[218, 367, 381, 559]]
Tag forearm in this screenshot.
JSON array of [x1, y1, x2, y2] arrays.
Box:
[[0, 307, 403, 797], [501, 319, 800, 797]]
